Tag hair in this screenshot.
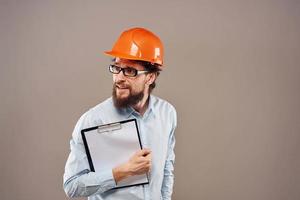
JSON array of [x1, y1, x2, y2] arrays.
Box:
[[134, 60, 161, 93]]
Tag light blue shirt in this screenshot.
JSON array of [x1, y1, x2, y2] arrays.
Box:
[[63, 95, 177, 200]]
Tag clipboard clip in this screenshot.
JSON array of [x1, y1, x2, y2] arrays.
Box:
[[97, 122, 121, 133]]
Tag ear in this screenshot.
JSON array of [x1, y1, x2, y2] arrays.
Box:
[[145, 73, 157, 86]]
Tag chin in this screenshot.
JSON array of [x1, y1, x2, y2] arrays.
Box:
[[116, 90, 129, 97], [116, 93, 129, 100]]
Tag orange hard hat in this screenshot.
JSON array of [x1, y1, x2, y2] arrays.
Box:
[[104, 27, 164, 67]]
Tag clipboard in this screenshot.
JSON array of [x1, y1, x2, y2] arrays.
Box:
[[81, 118, 149, 189]]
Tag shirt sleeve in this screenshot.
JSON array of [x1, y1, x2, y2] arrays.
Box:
[[63, 112, 116, 198], [161, 107, 177, 200]]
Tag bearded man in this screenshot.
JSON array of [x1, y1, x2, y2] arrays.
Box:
[[63, 27, 177, 200]]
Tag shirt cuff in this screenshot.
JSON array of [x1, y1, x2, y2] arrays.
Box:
[[94, 169, 117, 192]]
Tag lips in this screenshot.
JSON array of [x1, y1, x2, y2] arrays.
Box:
[[116, 84, 130, 90]]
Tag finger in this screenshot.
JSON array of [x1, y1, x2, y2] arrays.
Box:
[[142, 148, 151, 156], [134, 157, 150, 166], [144, 152, 152, 160], [146, 164, 151, 172], [134, 150, 145, 157], [136, 149, 151, 156], [135, 157, 147, 164]]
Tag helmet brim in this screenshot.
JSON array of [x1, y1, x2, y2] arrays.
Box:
[[104, 51, 163, 67]]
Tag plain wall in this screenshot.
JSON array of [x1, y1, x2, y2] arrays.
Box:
[[0, 0, 300, 200]]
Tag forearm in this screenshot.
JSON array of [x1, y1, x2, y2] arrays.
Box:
[[63, 169, 116, 198], [112, 164, 131, 184], [162, 119, 176, 200], [161, 160, 175, 200], [112, 149, 152, 184]]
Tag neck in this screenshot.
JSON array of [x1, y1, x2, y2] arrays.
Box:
[[132, 92, 150, 116]]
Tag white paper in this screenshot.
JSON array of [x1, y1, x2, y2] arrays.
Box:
[[84, 120, 149, 188]]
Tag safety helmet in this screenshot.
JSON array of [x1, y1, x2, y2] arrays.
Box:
[[104, 27, 164, 67]]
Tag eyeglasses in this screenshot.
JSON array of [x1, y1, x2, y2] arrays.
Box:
[[109, 64, 149, 77]]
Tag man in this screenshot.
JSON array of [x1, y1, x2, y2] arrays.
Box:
[[63, 27, 177, 200]]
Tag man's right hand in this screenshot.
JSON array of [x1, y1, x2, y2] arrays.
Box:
[[112, 149, 152, 184]]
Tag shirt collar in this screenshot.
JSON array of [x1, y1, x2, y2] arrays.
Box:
[[115, 95, 156, 119]]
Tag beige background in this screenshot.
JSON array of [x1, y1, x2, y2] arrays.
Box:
[[1, 0, 300, 200]]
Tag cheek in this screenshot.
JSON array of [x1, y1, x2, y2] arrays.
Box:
[[112, 75, 117, 82], [132, 82, 146, 92]]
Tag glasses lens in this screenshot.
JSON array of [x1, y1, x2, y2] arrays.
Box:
[[124, 67, 137, 77], [109, 65, 121, 74]]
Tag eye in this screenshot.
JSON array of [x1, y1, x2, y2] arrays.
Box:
[[111, 65, 121, 73], [124, 67, 137, 76]]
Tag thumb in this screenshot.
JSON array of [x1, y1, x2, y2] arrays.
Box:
[[136, 148, 151, 156]]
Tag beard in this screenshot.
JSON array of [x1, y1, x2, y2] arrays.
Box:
[[112, 82, 144, 109]]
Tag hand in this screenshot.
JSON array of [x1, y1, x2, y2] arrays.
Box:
[[113, 149, 152, 183], [126, 148, 152, 175]]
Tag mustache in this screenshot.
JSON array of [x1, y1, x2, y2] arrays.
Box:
[[114, 82, 131, 89]]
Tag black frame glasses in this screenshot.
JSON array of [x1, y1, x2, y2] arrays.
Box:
[[109, 64, 149, 77]]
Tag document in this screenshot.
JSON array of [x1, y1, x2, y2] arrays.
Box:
[[81, 119, 149, 189]]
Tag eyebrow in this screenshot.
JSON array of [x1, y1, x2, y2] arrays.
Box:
[[113, 62, 135, 68]]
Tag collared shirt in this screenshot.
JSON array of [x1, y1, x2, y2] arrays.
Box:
[[63, 95, 177, 200]]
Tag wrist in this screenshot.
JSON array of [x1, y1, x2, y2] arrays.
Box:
[[112, 163, 131, 184]]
